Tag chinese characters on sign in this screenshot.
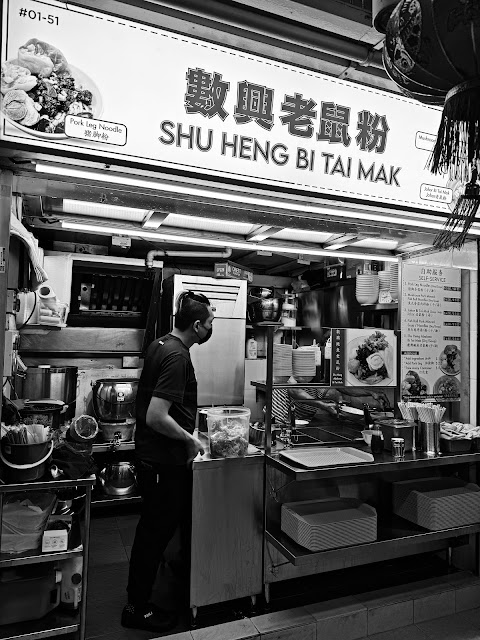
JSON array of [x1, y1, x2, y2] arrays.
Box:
[[401, 265, 461, 402], [184, 67, 390, 151]]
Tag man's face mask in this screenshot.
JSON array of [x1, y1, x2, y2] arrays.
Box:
[[196, 322, 212, 345]]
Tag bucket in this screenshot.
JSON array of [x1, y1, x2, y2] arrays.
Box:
[[1, 440, 51, 465], [0, 442, 53, 483]]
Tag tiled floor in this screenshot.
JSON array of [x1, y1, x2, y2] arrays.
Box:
[[87, 510, 480, 640]]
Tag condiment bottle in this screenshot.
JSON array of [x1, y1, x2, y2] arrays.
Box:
[[363, 403, 373, 429], [245, 331, 257, 359], [370, 428, 384, 454]]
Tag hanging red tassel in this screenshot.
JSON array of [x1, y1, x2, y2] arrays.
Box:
[[429, 79, 480, 181], [433, 169, 480, 249]]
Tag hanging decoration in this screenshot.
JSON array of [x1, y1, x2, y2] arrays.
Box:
[[433, 168, 480, 249], [383, 0, 480, 182]]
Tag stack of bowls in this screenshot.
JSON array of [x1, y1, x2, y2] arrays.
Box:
[[355, 273, 379, 304], [292, 348, 316, 383], [389, 263, 400, 301], [378, 270, 391, 292], [273, 344, 293, 383]]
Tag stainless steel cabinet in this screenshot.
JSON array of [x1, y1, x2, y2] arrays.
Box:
[[190, 452, 264, 622]]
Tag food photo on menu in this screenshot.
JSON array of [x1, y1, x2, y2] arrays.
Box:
[[0, 38, 101, 135], [401, 370, 429, 399], [347, 330, 395, 386]]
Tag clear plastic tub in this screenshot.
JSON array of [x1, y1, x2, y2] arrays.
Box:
[[207, 407, 250, 458]]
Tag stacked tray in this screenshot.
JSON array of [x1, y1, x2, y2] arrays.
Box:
[[392, 477, 480, 531], [281, 497, 377, 552]]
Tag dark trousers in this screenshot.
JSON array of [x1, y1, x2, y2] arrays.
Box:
[[127, 461, 193, 606]]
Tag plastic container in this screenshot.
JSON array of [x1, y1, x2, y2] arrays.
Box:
[[245, 333, 258, 359], [0, 564, 62, 625], [377, 418, 415, 452], [207, 406, 250, 458], [60, 557, 83, 610], [440, 438, 472, 453]]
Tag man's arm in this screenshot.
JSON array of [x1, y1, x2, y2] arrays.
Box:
[[287, 388, 338, 416], [146, 396, 204, 463]]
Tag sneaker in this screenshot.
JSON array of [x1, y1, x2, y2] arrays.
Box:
[[121, 602, 178, 632]]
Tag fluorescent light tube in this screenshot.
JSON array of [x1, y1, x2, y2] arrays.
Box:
[[60, 220, 398, 261], [36, 162, 480, 236]]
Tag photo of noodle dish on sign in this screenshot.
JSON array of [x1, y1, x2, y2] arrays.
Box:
[[347, 331, 394, 386], [1, 38, 102, 138]]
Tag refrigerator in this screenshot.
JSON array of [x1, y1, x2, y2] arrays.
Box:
[[161, 275, 247, 406]]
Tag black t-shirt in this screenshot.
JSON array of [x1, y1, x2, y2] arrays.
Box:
[[135, 333, 197, 466]]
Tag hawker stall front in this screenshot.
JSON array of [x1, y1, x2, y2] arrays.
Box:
[[1, 0, 480, 636]]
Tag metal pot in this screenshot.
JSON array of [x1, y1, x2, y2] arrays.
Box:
[[98, 462, 136, 496], [247, 298, 282, 323], [98, 418, 135, 442], [16, 366, 78, 421], [92, 378, 139, 422]]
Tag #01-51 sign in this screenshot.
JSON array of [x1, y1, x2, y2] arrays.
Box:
[[401, 264, 461, 403], [1, 0, 453, 211]]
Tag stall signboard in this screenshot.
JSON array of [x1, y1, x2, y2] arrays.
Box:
[[1, 0, 456, 212], [400, 264, 461, 402], [331, 328, 397, 388]]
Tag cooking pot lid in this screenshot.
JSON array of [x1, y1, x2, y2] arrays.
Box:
[[24, 399, 65, 408]]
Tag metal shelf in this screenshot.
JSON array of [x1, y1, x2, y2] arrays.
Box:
[[266, 518, 480, 567], [251, 381, 329, 390], [91, 493, 142, 508], [265, 450, 480, 481], [359, 303, 398, 311], [0, 477, 96, 494], [0, 548, 83, 569], [0, 610, 79, 640]]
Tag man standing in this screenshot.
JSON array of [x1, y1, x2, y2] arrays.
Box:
[[122, 290, 214, 632]]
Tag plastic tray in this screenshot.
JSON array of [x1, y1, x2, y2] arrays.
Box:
[[279, 447, 374, 468], [281, 497, 377, 551], [392, 477, 480, 530]]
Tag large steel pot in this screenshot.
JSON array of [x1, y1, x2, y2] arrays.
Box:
[[92, 378, 139, 422], [247, 298, 282, 323], [17, 366, 78, 421]]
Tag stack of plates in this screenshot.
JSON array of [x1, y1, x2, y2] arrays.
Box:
[[292, 349, 316, 383], [281, 497, 377, 551], [273, 344, 293, 382], [389, 263, 400, 301], [392, 477, 480, 531], [355, 273, 379, 305], [378, 270, 391, 291]]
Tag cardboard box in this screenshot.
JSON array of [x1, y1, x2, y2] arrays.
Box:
[[42, 515, 72, 553], [214, 261, 253, 282]]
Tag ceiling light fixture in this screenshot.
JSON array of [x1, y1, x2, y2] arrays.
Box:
[[323, 233, 359, 250], [246, 225, 282, 242], [60, 220, 399, 262], [36, 162, 480, 237]]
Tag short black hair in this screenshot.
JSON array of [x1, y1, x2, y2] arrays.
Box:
[[174, 290, 211, 330]]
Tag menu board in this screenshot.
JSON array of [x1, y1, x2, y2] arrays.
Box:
[[401, 264, 461, 402], [331, 328, 397, 387]]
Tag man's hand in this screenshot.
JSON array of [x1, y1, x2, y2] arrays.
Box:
[[185, 435, 205, 465]]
